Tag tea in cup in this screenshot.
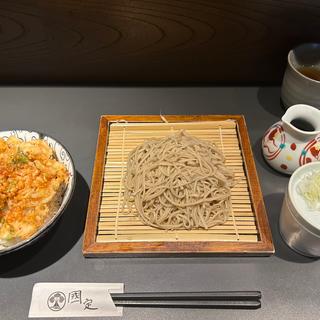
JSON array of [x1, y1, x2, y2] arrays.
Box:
[[281, 43, 320, 109]]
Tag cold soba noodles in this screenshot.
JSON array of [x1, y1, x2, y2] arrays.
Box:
[[124, 131, 234, 230]]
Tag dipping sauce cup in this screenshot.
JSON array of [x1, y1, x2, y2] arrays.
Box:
[[280, 162, 320, 257]]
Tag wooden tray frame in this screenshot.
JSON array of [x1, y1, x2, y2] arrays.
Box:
[[83, 115, 274, 257]]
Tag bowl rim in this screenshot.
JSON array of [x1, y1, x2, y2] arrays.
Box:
[[0, 129, 76, 255]]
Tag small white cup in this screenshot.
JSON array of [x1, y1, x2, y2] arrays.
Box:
[[279, 162, 320, 257], [281, 43, 320, 109]]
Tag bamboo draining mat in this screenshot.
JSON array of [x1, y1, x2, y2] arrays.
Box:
[[99, 121, 255, 242], [83, 115, 274, 256]]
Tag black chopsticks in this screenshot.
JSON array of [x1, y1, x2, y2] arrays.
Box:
[[113, 300, 260, 309], [111, 291, 261, 309]]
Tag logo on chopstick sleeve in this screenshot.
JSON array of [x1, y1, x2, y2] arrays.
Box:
[[47, 292, 66, 311], [47, 290, 99, 312]]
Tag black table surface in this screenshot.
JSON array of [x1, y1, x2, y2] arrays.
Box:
[[0, 86, 318, 320]]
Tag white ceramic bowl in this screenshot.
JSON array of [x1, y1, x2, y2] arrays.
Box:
[[0, 130, 75, 255], [279, 162, 320, 257]]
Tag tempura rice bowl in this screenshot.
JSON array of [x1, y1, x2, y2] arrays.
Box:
[[0, 130, 75, 255]]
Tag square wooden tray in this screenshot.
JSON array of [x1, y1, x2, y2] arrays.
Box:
[[83, 115, 274, 256]]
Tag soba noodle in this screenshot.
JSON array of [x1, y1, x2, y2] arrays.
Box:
[[124, 131, 234, 230]]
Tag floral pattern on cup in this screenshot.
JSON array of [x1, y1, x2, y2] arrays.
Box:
[[262, 124, 286, 161]]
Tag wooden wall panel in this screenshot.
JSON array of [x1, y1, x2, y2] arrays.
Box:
[[0, 0, 319, 84]]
